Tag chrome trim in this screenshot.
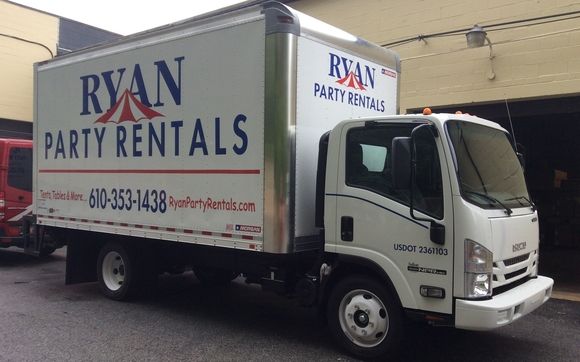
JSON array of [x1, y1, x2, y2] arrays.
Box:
[[396, 69, 401, 114], [264, 1, 300, 35], [33, 62, 38, 216], [263, 32, 298, 253]]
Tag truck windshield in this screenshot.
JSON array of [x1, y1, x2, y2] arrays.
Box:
[[446, 120, 531, 210]]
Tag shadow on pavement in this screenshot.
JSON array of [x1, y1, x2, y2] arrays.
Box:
[[121, 272, 572, 362], [0, 247, 65, 268]]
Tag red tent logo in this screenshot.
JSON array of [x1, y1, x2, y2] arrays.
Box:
[[94, 89, 164, 124], [336, 71, 367, 91]]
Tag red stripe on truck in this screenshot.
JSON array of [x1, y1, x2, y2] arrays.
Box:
[[38, 169, 261, 175]]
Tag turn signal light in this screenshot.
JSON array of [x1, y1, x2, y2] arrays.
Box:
[[420, 285, 445, 299]]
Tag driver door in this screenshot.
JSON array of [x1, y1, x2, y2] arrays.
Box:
[[333, 121, 454, 314]]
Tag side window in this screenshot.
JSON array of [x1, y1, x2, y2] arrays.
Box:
[[413, 127, 443, 219], [346, 125, 413, 202], [361, 144, 387, 172], [8, 147, 33, 192]]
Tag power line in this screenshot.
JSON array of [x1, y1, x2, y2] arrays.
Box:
[[381, 9, 580, 48], [0, 33, 54, 58]]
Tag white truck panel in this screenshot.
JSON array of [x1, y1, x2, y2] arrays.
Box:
[[294, 37, 398, 238], [36, 19, 266, 249], [35, 3, 401, 254]]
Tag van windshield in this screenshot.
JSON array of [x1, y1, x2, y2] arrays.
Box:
[[446, 120, 531, 210]]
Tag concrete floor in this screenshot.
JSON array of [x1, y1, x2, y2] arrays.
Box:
[[1, 246, 578, 361]]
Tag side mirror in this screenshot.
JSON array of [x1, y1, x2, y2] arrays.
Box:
[[430, 222, 445, 245], [391, 137, 411, 189]]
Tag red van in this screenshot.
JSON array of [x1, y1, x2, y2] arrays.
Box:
[[0, 138, 34, 250]]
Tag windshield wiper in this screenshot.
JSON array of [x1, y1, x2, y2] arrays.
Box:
[[505, 195, 536, 211], [464, 191, 513, 215]]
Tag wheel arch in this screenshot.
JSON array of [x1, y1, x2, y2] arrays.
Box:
[[320, 254, 405, 315]]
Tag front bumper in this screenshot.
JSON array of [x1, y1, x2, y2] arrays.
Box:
[[455, 276, 553, 331]]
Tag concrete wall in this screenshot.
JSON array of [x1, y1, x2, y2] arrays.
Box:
[[290, 0, 580, 112], [0, 0, 58, 123]]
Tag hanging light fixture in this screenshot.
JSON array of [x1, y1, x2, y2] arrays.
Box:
[[466, 25, 487, 48], [466, 25, 496, 80]]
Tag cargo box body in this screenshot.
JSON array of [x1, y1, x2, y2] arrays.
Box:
[[34, 2, 399, 254]]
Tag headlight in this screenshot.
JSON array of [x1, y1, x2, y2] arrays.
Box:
[[465, 239, 492, 298]]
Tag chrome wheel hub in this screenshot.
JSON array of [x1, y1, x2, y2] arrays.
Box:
[[338, 289, 389, 347]]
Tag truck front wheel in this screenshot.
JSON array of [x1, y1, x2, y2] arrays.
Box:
[[97, 242, 140, 301], [327, 276, 403, 359]]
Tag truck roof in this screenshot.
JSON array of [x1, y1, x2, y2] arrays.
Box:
[[346, 113, 508, 133], [36, 1, 399, 74]]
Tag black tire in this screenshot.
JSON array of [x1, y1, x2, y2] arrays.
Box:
[[97, 242, 141, 301], [194, 266, 238, 286], [39, 246, 56, 257], [327, 276, 403, 359]]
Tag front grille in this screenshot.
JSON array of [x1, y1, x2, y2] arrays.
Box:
[[503, 253, 530, 266], [493, 276, 531, 296], [505, 267, 527, 280], [492, 250, 537, 291]]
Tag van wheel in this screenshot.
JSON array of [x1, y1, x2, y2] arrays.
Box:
[[327, 276, 403, 359], [97, 242, 140, 301], [194, 267, 238, 286]]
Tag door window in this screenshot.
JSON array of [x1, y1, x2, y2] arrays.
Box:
[[346, 125, 414, 203], [345, 124, 444, 219]]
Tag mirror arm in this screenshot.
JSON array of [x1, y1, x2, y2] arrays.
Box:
[[409, 124, 445, 245], [409, 124, 433, 224]]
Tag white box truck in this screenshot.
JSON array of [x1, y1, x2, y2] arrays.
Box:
[[28, 1, 553, 358]]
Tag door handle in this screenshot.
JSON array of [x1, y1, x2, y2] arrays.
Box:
[[18, 195, 24, 201], [341, 216, 353, 242]]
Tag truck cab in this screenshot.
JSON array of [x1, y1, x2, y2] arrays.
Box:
[[320, 112, 553, 354]]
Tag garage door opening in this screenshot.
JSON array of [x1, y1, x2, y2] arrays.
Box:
[[410, 95, 580, 300]]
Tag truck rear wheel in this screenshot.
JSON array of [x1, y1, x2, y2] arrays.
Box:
[[97, 242, 140, 301], [327, 276, 403, 359], [39, 246, 56, 257]]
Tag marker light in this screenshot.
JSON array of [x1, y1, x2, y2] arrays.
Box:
[[423, 107, 432, 115], [420, 285, 445, 299]]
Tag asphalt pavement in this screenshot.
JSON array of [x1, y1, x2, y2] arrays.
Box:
[[0, 247, 578, 361]]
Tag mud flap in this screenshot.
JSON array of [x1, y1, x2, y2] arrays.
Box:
[[21, 215, 43, 257], [66, 239, 100, 285]]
